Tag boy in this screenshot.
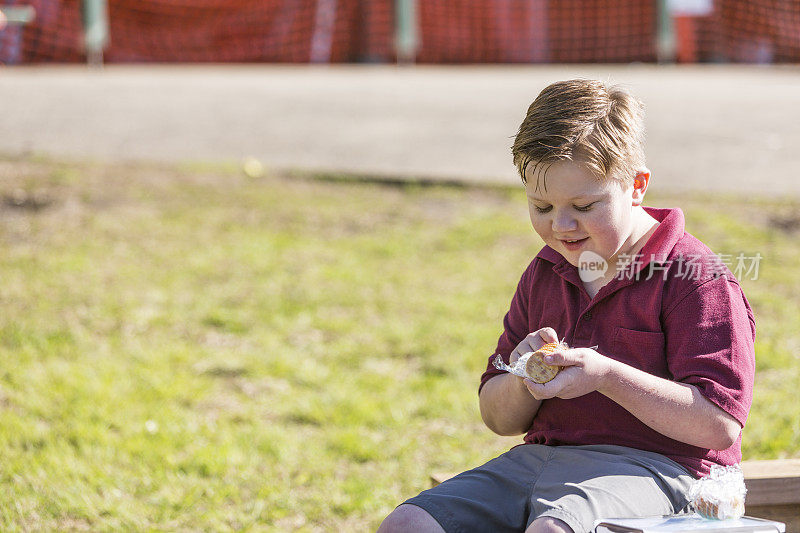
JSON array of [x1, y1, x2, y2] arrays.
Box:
[[378, 79, 755, 533]]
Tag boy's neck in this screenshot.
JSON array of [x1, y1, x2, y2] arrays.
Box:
[[588, 207, 660, 295], [617, 207, 660, 268]]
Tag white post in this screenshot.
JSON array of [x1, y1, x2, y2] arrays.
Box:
[[657, 0, 677, 63], [0, 5, 36, 26], [82, 0, 109, 68], [395, 0, 418, 64]]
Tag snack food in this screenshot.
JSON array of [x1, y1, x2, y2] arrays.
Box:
[[690, 464, 747, 520], [523, 342, 564, 383], [694, 495, 745, 520], [492, 341, 568, 383]]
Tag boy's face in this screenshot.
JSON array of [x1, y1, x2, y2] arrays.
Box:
[[525, 160, 640, 269]]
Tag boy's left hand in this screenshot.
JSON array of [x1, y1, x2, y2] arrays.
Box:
[[523, 347, 613, 400]]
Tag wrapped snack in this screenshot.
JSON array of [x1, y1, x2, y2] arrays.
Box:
[[492, 341, 568, 384], [690, 464, 747, 520]]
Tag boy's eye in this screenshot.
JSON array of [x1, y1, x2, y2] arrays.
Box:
[[533, 205, 552, 214], [574, 202, 596, 212]]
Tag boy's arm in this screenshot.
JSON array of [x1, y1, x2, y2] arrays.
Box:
[[479, 327, 558, 436], [598, 358, 742, 450], [479, 373, 542, 436], [527, 348, 742, 450]]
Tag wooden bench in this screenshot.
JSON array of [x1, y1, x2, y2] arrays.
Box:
[[739, 459, 800, 530], [431, 459, 800, 531]]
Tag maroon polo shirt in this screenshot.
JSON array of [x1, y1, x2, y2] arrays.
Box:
[[480, 207, 756, 477]]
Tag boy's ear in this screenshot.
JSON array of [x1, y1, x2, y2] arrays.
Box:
[[631, 170, 650, 206]]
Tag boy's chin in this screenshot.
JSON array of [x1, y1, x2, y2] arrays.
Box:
[[561, 247, 611, 274], [558, 246, 588, 262]]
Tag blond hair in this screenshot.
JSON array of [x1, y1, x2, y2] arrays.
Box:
[[512, 79, 645, 188]]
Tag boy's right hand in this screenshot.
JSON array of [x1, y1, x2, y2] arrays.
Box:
[[481, 327, 558, 435], [509, 327, 560, 366]]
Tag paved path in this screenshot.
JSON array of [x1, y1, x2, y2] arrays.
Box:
[[2, 65, 799, 195]]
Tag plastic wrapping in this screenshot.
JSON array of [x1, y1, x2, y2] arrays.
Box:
[[690, 464, 747, 520], [491, 341, 568, 383]]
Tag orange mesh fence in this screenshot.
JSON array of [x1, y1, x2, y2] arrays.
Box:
[[2, 0, 800, 64], [3, 0, 394, 64], [416, 0, 657, 63], [546, 0, 657, 63], [693, 0, 800, 63]]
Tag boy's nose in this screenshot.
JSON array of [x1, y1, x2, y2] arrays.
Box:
[[551, 210, 578, 233]]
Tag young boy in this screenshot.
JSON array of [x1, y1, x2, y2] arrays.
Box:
[[378, 79, 755, 533]]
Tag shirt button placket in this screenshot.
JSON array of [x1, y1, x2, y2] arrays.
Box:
[[573, 309, 593, 346]]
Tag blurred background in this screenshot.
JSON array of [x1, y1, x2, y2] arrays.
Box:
[[2, 0, 800, 193], [2, 1, 800, 531], [2, 0, 800, 64]]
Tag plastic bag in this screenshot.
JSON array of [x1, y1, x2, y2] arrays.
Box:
[[690, 464, 747, 520]]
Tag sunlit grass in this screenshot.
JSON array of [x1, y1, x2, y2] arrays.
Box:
[[1, 156, 797, 530]]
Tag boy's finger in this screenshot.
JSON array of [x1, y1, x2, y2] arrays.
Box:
[[525, 378, 557, 399], [546, 350, 580, 367], [540, 327, 559, 343], [543, 350, 568, 365]]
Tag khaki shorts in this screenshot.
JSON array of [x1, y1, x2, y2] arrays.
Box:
[[404, 444, 694, 533]]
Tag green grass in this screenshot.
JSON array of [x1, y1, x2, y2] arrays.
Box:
[[1, 156, 798, 530]]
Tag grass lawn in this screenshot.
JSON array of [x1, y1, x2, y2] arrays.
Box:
[[1, 156, 798, 531]]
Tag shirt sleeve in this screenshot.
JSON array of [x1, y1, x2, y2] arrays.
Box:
[[478, 260, 537, 394], [663, 275, 756, 426]]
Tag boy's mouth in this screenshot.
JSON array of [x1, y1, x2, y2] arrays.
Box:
[[559, 237, 589, 251]]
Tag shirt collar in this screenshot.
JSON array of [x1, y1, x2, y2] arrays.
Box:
[[535, 244, 564, 264], [637, 206, 686, 268]]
